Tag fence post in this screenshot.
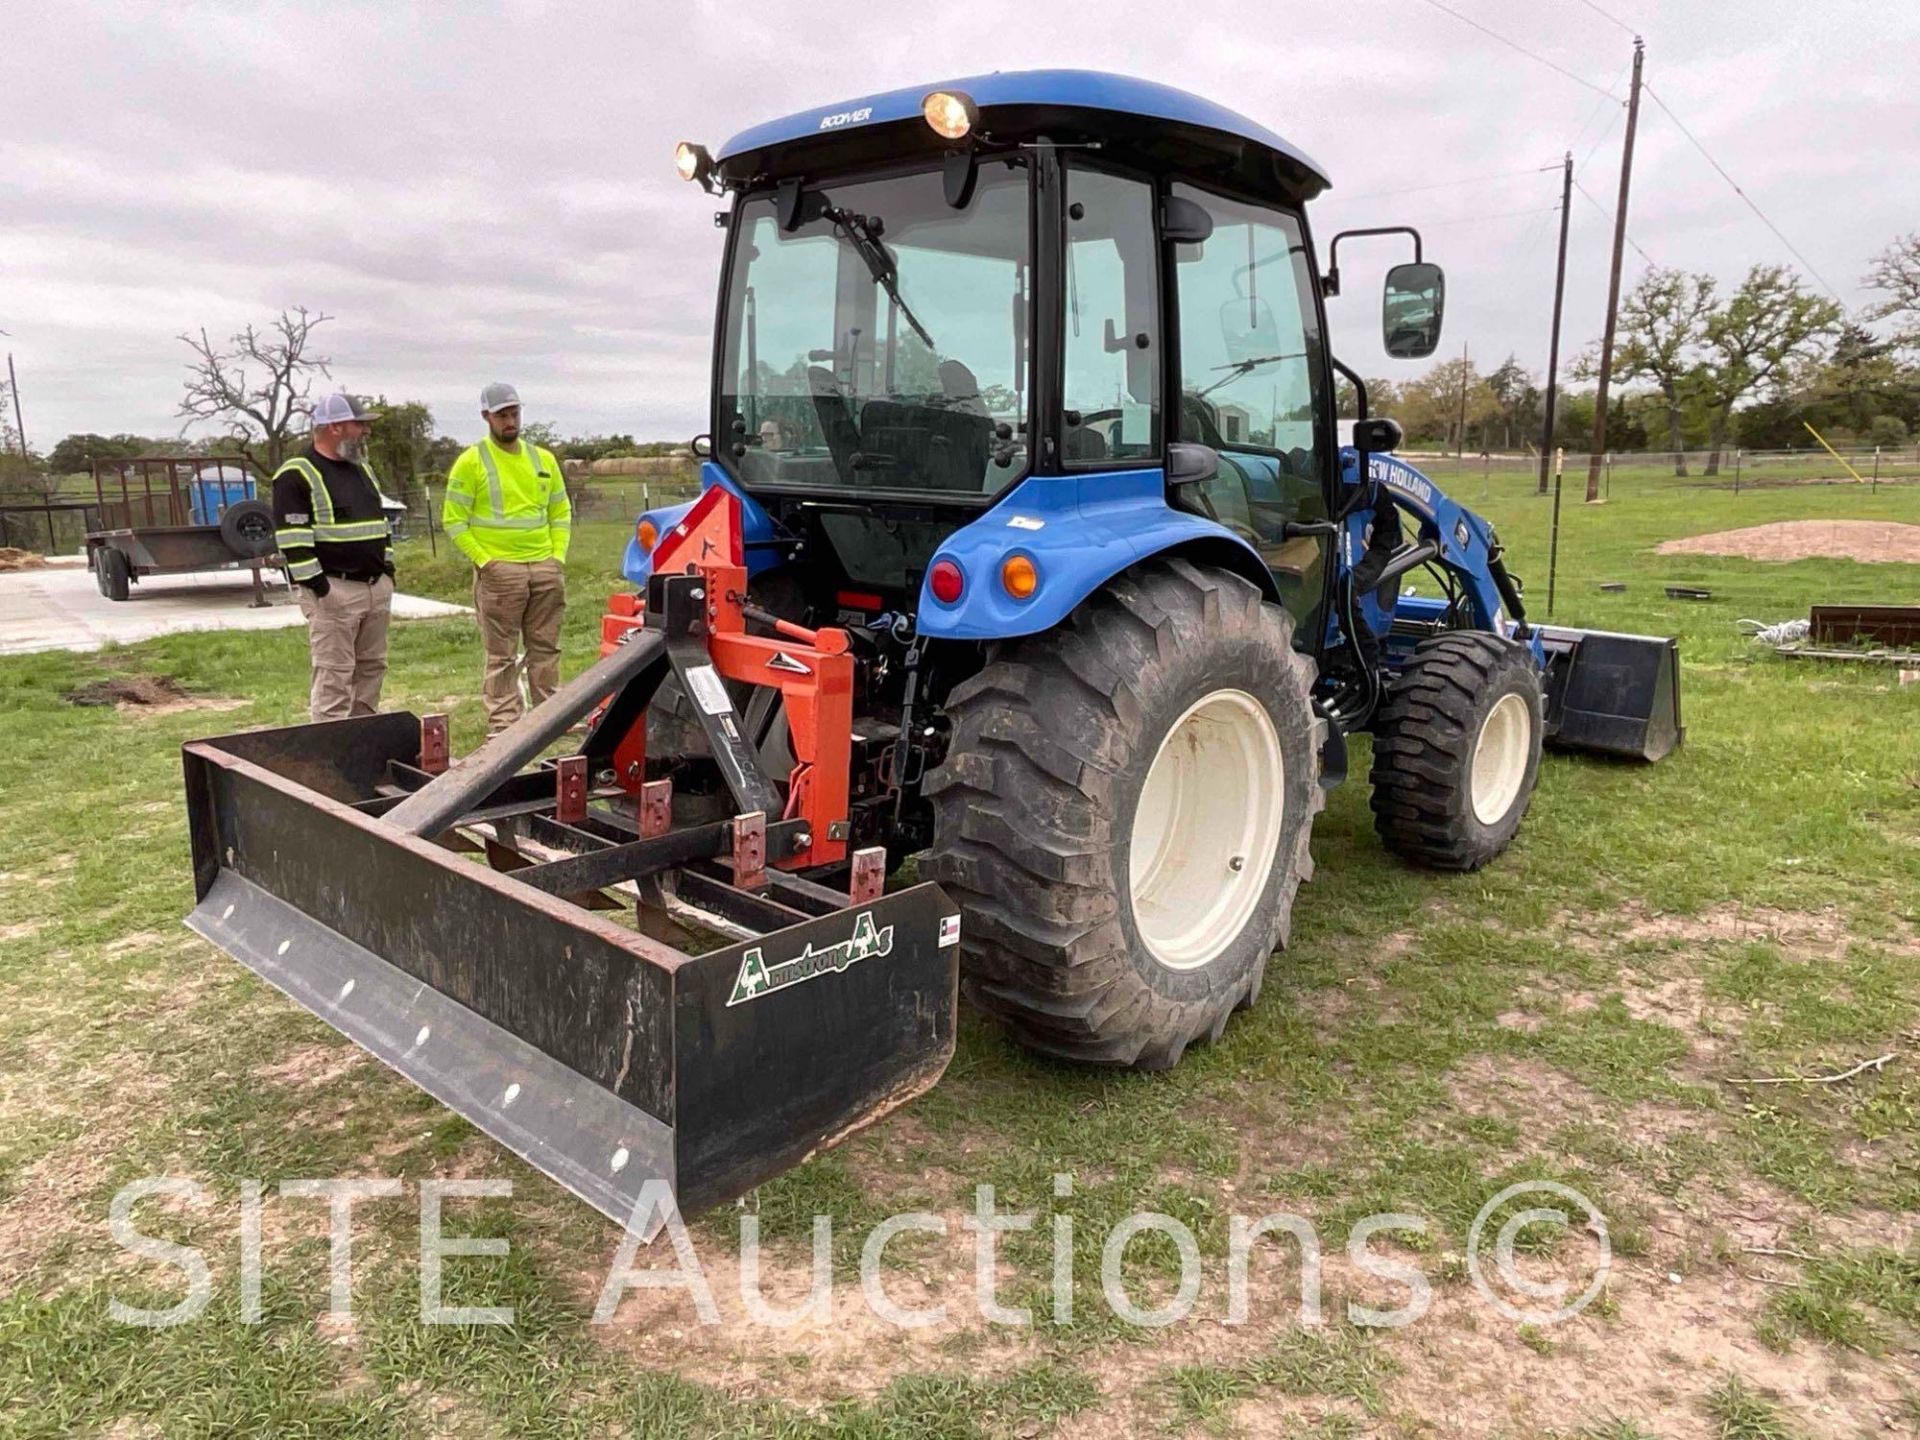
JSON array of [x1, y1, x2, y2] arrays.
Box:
[[1733, 448, 1740, 497], [1872, 445, 1880, 493]]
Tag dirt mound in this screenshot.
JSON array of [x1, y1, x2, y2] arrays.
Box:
[[0, 547, 48, 572], [1656, 520, 1920, 564], [64, 675, 189, 707], [62, 673, 250, 715]]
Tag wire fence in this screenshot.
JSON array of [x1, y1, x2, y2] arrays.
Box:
[[6, 444, 1909, 561], [1397, 445, 1920, 498], [379, 472, 706, 554]]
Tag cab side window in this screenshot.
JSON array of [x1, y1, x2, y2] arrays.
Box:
[[1062, 167, 1162, 464], [1171, 185, 1329, 631]]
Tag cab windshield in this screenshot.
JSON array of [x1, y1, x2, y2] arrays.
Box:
[[718, 159, 1032, 497]]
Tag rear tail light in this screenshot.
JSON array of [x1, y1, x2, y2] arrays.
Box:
[[928, 558, 965, 604], [636, 518, 659, 552]]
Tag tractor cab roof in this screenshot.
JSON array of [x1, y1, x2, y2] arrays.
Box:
[[714, 68, 1331, 203]]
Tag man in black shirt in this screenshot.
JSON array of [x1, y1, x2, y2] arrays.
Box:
[[271, 393, 396, 720]]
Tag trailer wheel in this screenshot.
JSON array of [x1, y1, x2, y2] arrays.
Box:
[[1369, 632, 1543, 871], [99, 546, 132, 602], [91, 548, 109, 597], [924, 559, 1321, 1069], [219, 499, 277, 559]]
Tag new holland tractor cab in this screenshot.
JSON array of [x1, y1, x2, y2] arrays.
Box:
[[180, 71, 1680, 1235]]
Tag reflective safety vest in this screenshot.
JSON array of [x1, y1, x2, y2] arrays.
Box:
[[272, 456, 395, 582], [443, 439, 571, 565]]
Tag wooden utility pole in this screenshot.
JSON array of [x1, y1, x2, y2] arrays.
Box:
[[1585, 37, 1644, 503], [1538, 153, 1573, 496], [1454, 340, 1470, 459], [5, 354, 25, 456]]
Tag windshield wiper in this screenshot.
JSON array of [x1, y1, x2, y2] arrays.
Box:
[[821, 204, 936, 350], [1197, 349, 1307, 400]]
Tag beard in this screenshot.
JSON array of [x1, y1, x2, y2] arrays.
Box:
[[340, 434, 369, 463]]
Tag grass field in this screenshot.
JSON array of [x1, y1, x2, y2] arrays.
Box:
[[1, 467, 1917, 1438]]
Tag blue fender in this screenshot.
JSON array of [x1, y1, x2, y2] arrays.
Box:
[[621, 462, 782, 587], [915, 467, 1274, 641]]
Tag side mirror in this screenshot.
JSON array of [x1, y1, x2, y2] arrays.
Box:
[[1164, 196, 1213, 246], [1166, 442, 1220, 486], [1353, 417, 1403, 455], [1383, 262, 1445, 359]]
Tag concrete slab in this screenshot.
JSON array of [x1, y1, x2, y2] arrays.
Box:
[[0, 565, 469, 656]]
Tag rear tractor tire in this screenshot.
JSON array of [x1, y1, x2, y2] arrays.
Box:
[[924, 559, 1322, 1070], [1369, 632, 1543, 871]]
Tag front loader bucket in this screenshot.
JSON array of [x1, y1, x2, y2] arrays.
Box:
[[182, 712, 958, 1236], [1535, 625, 1684, 762]]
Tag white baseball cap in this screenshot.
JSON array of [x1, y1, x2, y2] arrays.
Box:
[[481, 382, 521, 413], [310, 392, 379, 426]]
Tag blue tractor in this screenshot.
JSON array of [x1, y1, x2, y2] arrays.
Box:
[[626, 71, 1681, 1067], [181, 71, 1680, 1231]]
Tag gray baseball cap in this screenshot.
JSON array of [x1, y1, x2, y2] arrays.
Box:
[[481, 382, 521, 414], [310, 392, 379, 426]]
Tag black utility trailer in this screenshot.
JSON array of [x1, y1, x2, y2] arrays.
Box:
[[86, 456, 279, 604]]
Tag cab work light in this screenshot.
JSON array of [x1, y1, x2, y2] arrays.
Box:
[[922, 91, 978, 141], [674, 141, 713, 184]]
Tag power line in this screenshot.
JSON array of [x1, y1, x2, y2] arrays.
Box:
[[1411, 0, 1623, 101], [1422, 204, 1563, 229], [1339, 166, 1547, 202], [1574, 0, 1640, 38], [1640, 82, 1844, 302], [1572, 178, 1658, 268], [1566, 58, 1631, 155], [1579, 102, 1624, 173]]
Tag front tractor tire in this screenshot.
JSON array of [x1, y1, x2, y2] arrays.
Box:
[[1368, 632, 1544, 871], [924, 559, 1321, 1070]]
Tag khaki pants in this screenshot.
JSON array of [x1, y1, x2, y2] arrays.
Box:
[[474, 558, 566, 734], [297, 574, 393, 721]]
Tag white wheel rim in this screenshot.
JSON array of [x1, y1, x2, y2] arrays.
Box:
[[1470, 692, 1531, 826], [1128, 689, 1285, 971]]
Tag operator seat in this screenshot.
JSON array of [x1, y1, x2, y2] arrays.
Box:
[[938, 359, 989, 416], [808, 366, 865, 477]]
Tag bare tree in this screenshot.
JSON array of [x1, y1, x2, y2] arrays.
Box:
[[1609, 268, 1715, 477], [178, 307, 333, 471], [1863, 232, 1920, 352], [1695, 266, 1842, 475]]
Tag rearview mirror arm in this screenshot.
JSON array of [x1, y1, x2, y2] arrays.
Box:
[[1321, 226, 1424, 299]]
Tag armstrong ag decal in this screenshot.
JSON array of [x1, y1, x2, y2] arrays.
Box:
[[727, 910, 895, 1005]]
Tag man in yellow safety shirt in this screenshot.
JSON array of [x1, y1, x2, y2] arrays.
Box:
[[443, 382, 572, 735]]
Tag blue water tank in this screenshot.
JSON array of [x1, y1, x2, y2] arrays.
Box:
[[187, 469, 258, 526]]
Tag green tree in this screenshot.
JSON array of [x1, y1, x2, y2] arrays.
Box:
[[1334, 375, 1400, 419], [1484, 355, 1538, 451], [46, 433, 148, 475], [1863, 232, 1920, 352], [367, 398, 436, 494], [1396, 359, 1500, 451], [1595, 268, 1715, 476], [1695, 265, 1843, 474]]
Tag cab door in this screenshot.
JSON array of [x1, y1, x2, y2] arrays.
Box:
[[1167, 185, 1334, 642]]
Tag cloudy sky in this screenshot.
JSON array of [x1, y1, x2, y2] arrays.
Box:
[[4, 0, 1916, 449]]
